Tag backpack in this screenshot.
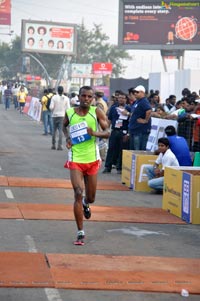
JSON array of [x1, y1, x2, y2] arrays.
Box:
[[46, 95, 52, 111]]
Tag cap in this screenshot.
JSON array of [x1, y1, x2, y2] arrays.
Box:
[[134, 85, 146, 93], [95, 90, 104, 97]]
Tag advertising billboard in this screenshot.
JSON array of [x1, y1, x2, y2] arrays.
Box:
[[21, 20, 77, 55], [118, 0, 200, 50], [0, 0, 11, 25], [92, 62, 113, 74], [71, 64, 92, 78]]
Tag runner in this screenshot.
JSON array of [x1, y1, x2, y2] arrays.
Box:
[[63, 86, 110, 245]]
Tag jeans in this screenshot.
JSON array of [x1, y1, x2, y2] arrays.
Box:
[[42, 110, 53, 134], [5, 96, 11, 110], [13, 95, 18, 109], [52, 116, 64, 147], [130, 132, 149, 150], [145, 166, 163, 191]]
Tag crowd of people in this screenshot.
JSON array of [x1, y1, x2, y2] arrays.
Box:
[[102, 85, 200, 175], [0, 81, 29, 113]]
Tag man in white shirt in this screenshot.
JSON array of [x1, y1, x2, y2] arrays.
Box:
[[146, 137, 179, 193], [49, 86, 70, 150]]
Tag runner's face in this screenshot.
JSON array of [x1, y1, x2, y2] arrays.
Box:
[[79, 89, 94, 108]]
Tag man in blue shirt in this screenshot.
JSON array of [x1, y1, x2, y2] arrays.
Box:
[[165, 125, 192, 166], [128, 85, 152, 150]]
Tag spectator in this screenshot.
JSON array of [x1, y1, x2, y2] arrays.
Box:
[[149, 93, 160, 112], [177, 98, 195, 149], [95, 91, 108, 161], [165, 125, 192, 166], [49, 86, 70, 150], [12, 83, 19, 109], [163, 95, 176, 114], [4, 84, 12, 110], [70, 92, 79, 107], [151, 104, 167, 119], [102, 91, 130, 174], [17, 86, 27, 114], [128, 85, 152, 150], [127, 87, 136, 106], [41, 89, 53, 136], [192, 101, 200, 152], [0, 81, 7, 105], [146, 137, 179, 193]]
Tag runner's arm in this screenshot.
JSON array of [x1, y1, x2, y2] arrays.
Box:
[[63, 115, 72, 148], [87, 107, 110, 139]]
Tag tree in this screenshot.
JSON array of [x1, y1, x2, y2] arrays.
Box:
[[74, 23, 131, 77]]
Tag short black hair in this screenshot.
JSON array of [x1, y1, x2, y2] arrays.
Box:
[[79, 86, 94, 95], [118, 90, 127, 97], [158, 137, 169, 147], [57, 86, 63, 95], [128, 87, 135, 94], [165, 125, 176, 136]]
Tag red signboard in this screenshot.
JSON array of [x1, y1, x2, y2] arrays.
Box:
[[92, 62, 113, 74], [0, 0, 11, 25], [26, 75, 41, 81], [50, 27, 74, 38]]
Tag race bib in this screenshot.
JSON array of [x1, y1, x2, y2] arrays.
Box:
[[115, 119, 123, 128], [70, 121, 91, 145]]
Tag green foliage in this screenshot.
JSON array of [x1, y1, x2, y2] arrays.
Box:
[[74, 23, 131, 77], [0, 23, 131, 80]]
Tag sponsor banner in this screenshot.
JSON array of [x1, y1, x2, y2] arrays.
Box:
[[92, 62, 113, 75], [21, 20, 77, 55], [146, 117, 177, 152], [71, 64, 92, 78], [182, 172, 191, 223], [120, 0, 200, 50], [27, 97, 42, 122]]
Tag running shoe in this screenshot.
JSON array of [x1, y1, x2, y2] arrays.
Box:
[[83, 203, 91, 219], [74, 230, 85, 246]]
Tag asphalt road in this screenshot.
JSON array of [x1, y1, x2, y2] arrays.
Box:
[[0, 103, 199, 301]]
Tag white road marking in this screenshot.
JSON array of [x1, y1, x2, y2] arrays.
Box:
[[107, 226, 169, 238], [25, 235, 63, 301], [4, 189, 14, 199], [44, 288, 63, 301], [25, 235, 37, 253]]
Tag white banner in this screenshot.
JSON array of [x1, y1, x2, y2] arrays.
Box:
[[146, 117, 177, 152], [28, 97, 42, 122]]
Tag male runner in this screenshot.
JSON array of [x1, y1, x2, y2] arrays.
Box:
[[63, 86, 110, 245]]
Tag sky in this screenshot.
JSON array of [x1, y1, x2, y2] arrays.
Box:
[[0, 0, 200, 79]]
